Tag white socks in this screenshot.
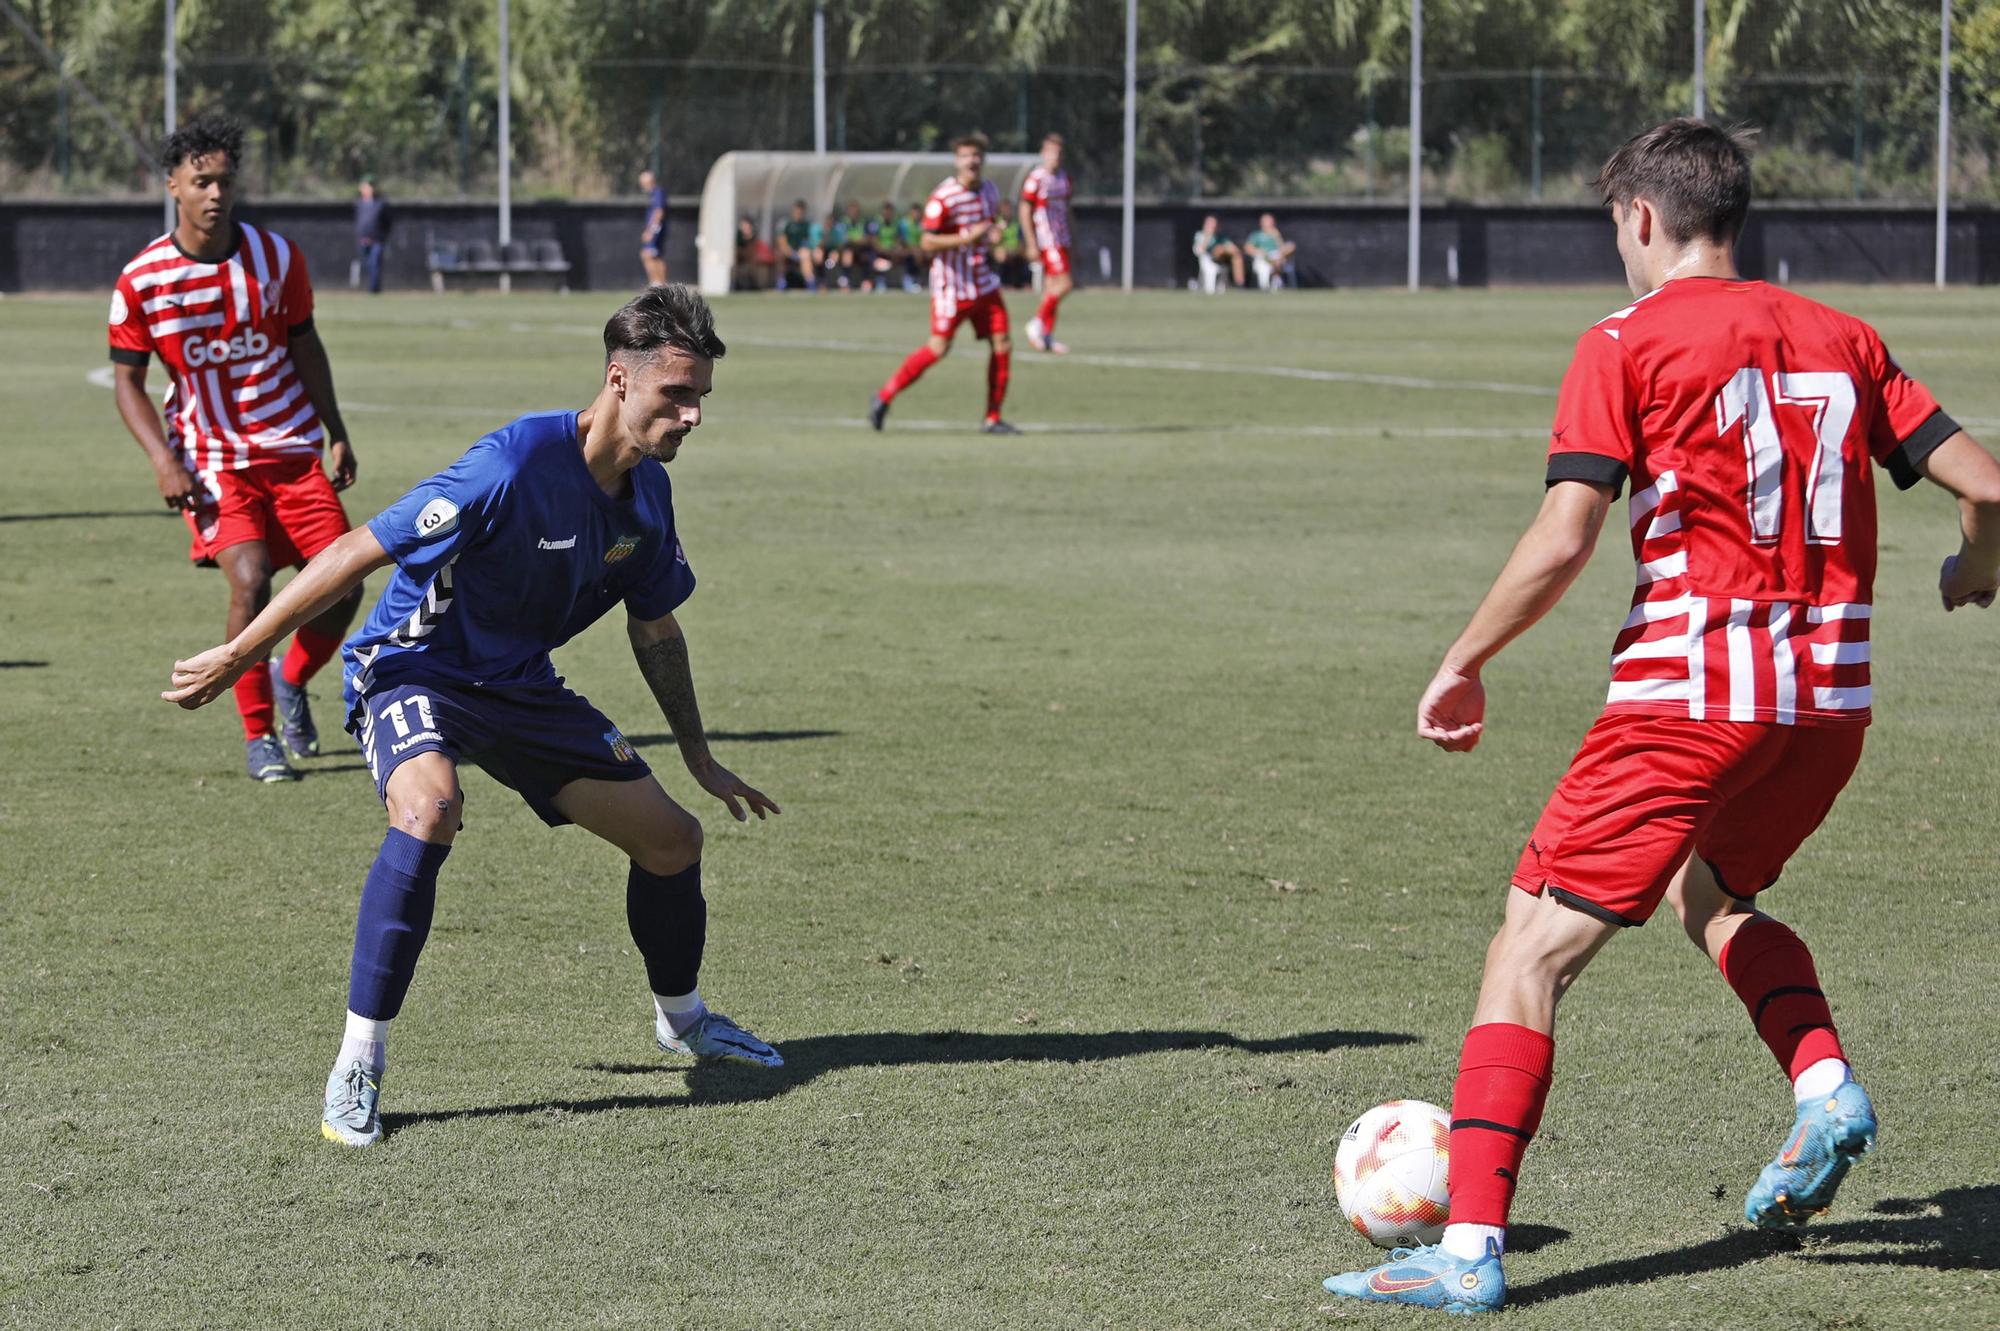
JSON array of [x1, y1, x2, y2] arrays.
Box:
[[1792, 1057, 1851, 1104], [1440, 1222, 1504, 1262], [338, 1010, 389, 1075], [653, 989, 706, 1038]]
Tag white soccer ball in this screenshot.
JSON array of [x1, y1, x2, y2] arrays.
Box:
[[1332, 1099, 1452, 1247]]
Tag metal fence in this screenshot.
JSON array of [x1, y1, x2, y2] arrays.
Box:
[[1, 0, 1987, 292]]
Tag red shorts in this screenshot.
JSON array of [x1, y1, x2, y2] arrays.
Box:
[[1511, 712, 1866, 926], [930, 289, 1009, 341], [1040, 245, 1071, 277], [185, 453, 351, 569]]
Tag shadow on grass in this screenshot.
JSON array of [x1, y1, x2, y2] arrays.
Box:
[[0, 510, 176, 523], [380, 1027, 1417, 1133], [1506, 1185, 2000, 1307], [0, 661, 50, 669], [623, 729, 842, 746]]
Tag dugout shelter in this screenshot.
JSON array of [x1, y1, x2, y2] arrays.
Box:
[[696, 151, 1040, 296]]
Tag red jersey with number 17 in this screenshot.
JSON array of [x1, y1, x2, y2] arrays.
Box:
[[108, 223, 326, 475], [1547, 277, 1957, 728]]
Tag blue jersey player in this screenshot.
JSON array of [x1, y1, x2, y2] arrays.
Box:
[[164, 286, 783, 1146]]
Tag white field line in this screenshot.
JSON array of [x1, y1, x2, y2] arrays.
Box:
[[83, 364, 2000, 437]]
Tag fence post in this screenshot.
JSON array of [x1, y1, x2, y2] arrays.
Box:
[[163, 0, 177, 232], [650, 86, 663, 176], [1530, 67, 1542, 200], [1408, 0, 1422, 292], [1121, 0, 1135, 292], [1936, 0, 1950, 289], [57, 49, 70, 190], [1190, 74, 1202, 199], [1852, 74, 1864, 201], [1364, 81, 1375, 201], [813, 2, 827, 155], [458, 53, 471, 195], [1693, 0, 1706, 119]]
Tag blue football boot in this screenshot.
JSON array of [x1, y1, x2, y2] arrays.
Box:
[[270, 660, 320, 759], [1322, 1240, 1505, 1315], [1745, 1080, 1876, 1228], [656, 1010, 783, 1068], [245, 734, 301, 783]]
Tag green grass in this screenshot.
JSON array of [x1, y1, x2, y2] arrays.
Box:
[[2, 285, 1995, 1329]]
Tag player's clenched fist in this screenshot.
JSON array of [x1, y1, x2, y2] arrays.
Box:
[[1417, 663, 1486, 753], [1938, 554, 1998, 612]]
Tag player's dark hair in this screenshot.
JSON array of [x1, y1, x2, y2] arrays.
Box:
[[161, 113, 245, 174], [951, 130, 990, 152], [604, 284, 726, 364], [1595, 118, 1754, 245], [1042, 132, 1064, 147]]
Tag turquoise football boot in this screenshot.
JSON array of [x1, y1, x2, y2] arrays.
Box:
[[657, 1010, 783, 1068], [320, 1059, 383, 1147], [1322, 1239, 1505, 1315], [1745, 1080, 1876, 1228]]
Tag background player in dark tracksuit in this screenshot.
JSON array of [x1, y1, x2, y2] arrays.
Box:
[[162, 286, 783, 1147]]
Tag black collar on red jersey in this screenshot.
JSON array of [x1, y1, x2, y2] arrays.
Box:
[[171, 221, 242, 265]]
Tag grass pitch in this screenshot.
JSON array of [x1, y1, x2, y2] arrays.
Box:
[[2, 283, 1996, 1330]]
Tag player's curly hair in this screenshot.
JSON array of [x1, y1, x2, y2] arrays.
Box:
[[951, 130, 990, 153], [161, 113, 245, 173], [1596, 118, 1755, 245], [604, 284, 727, 364]]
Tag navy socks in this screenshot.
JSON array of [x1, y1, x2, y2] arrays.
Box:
[[347, 829, 452, 1021]]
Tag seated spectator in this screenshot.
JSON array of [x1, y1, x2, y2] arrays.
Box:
[[843, 199, 879, 291], [900, 202, 926, 291], [1246, 212, 1299, 290], [777, 198, 817, 291], [732, 214, 776, 291], [1193, 215, 1246, 292], [814, 211, 845, 291], [991, 218, 1033, 288], [870, 200, 905, 291]]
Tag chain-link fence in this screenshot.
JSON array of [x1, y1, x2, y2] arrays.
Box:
[[2, 1, 1992, 206]]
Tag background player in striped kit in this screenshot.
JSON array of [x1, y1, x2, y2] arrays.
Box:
[[1020, 132, 1075, 355], [868, 131, 1018, 435], [161, 286, 784, 1148], [1322, 118, 2000, 1314], [109, 113, 361, 783]]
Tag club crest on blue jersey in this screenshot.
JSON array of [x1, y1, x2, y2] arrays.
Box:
[[604, 534, 641, 565], [604, 728, 638, 763]]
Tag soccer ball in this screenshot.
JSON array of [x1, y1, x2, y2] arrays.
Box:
[[1332, 1099, 1452, 1247]]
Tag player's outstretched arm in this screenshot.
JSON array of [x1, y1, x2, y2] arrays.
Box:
[[290, 328, 356, 491], [111, 361, 198, 511], [1919, 432, 2000, 610], [1418, 480, 1613, 752], [163, 525, 392, 709], [628, 611, 780, 823]]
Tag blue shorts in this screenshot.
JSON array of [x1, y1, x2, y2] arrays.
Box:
[[642, 232, 665, 258], [349, 678, 651, 826]]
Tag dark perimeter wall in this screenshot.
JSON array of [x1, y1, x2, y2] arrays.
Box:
[[5, 198, 1997, 294]]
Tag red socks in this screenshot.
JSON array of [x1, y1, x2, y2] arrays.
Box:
[[1447, 1023, 1555, 1227], [235, 659, 275, 740], [281, 625, 342, 688], [986, 349, 1011, 420], [1718, 917, 1846, 1079], [881, 345, 939, 403], [1036, 291, 1061, 333]]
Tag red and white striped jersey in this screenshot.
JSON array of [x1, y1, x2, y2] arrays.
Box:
[[1547, 278, 1956, 728], [1020, 165, 1072, 251], [921, 174, 1002, 305], [108, 224, 325, 474]]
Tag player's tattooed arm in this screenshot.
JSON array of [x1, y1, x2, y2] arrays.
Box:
[[629, 613, 780, 822]]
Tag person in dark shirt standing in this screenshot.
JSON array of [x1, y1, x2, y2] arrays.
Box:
[[353, 179, 389, 295], [639, 169, 668, 285]]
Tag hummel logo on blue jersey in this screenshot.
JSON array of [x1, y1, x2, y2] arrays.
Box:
[[538, 536, 577, 550]]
